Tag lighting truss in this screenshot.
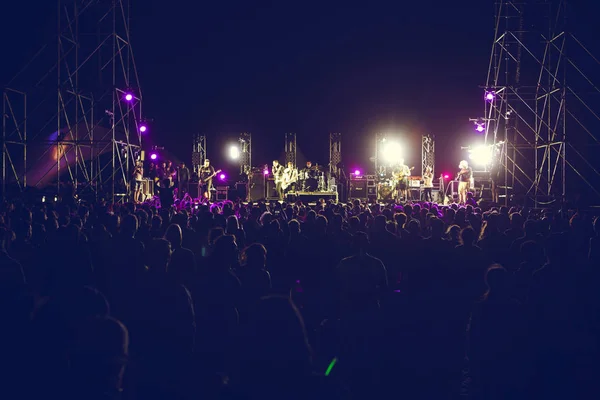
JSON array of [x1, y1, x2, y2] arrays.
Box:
[[192, 134, 206, 177], [421, 134, 435, 176], [329, 132, 342, 177], [238, 132, 252, 176], [484, 0, 600, 206], [285, 132, 297, 167], [1, 0, 144, 201]]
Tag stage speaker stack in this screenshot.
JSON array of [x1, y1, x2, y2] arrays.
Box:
[[249, 173, 266, 202], [266, 178, 278, 200], [349, 178, 367, 201], [216, 186, 228, 201]]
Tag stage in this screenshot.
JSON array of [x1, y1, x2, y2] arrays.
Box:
[[285, 191, 338, 203]]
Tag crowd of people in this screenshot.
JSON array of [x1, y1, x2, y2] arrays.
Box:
[[1, 197, 599, 399]]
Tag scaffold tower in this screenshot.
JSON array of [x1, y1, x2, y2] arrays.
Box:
[[1, 0, 145, 201], [192, 134, 206, 177], [421, 134, 434, 176], [484, 0, 600, 206], [329, 132, 342, 178]]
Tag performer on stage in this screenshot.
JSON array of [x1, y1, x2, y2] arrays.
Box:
[[178, 162, 190, 199], [282, 162, 298, 193], [393, 159, 412, 201], [423, 165, 433, 202], [271, 160, 285, 201], [132, 161, 144, 203], [457, 160, 472, 204], [199, 159, 216, 201]]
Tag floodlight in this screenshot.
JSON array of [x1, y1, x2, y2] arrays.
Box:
[[381, 141, 403, 164], [229, 145, 240, 160], [469, 145, 493, 167]]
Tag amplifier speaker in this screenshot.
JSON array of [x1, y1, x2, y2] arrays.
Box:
[[349, 179, 367, 199], [249, 174, 266, 201], [216, 186, 228, 201], [266, 178, 278, 199]]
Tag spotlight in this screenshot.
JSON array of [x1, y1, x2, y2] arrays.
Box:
[[354, 169, 361, 176], [219, 173, 226, 181], [475, 123, 485, 133], [229, 145, 240, 160], [469, 145, 493, 167], [444, 174, 450, 179], [124, 93, 133, 102], [485, 91, 496, 102], [381, 141, 403, 164], [263, 168, 269, 175], [150, 153, 158, 160], [139, 124, 147, 133]]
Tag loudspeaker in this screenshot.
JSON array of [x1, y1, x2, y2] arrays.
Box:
[[235, 182, 248, 202], [249, 174, 266, 201], [216, 186, 228, 201], [349, 179, 367, 199], [266, 178, 278, 199]]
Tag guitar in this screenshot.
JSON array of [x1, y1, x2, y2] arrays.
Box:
[[199, 169, 221, 184], [281, 168, 298, 190], [392, 166, 414, 181]]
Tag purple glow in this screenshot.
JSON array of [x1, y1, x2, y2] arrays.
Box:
[[354, 169, 361, 176], [263, 169, 269, 175], [475, 124, 485, 133], [444, 174, 450, 179], [219, 173, 226, 180], [124, 93, 133, 101], [150, 153, 157, 160], [485, 91, 495, 101], [139, 124, 147, 133]]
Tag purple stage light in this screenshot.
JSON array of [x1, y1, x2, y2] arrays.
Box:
[[139, 124, 147, 133], [263, 169, 269, 175], [354, 169, 361, 176], [475, 124, 485, 133], [150, 153, 157, 160], [219, 173, 226, 180], [485, 91, 495, 101], [124, 93, 133, 101], [444, 174, 450, 179]]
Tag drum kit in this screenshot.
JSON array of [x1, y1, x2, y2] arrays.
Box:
[[299, 164, 327, 192]]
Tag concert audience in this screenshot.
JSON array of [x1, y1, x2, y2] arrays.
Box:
[[0, 196, 599, 399]]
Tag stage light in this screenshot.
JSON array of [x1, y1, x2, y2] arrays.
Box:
[[219, 173, 226, 181], [354, 169, 361, 176], [485, 91, 496, 102], [475, 123, 485, 133], [150, 153, 158, 160], [139, 124, 147, 133], [124, 93, 133, 102], [263, 168, 269, 175], [229, 145, 240, 160], [469, 145, 493, 167], [444, 174, 450, 179], [381, 141, 403, 164]]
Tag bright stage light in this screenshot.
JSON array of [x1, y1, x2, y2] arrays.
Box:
[[469, 145, 493, 167], [263, 168, 269, 175], [381, 141, 403, 164], [229, 145, 240, 160], [124, 93, 133, 102], [485, 91, 496, 102], [475, 123, 485, 133], [150, 153, 158, 160], [219, 173, 226, 181], [139, 124, 147, 133], [354, 169, 361, 176], [444, 174, 450, 179]]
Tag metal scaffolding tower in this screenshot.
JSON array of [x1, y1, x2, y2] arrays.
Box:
[[1, 0, 144, 201], [284, 132, 297, 167], [192, 134, 206, 177], [421, 134, 435, 175], [329, 132, 342, 177], [484, 0, 600, 206], [239, 132, 252, 176]]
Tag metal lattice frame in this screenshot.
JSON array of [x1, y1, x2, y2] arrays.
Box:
[[484, 0, 600, 206], [2, 89, 27, 197], [239, 132, 252, 175], [374, 132, 386, 176], [285, 132, 297, 167], [1, 0, 143, 201], [421, 134, 434, 176], [192, 134, 206, 177], [329, 132, 342, 177]]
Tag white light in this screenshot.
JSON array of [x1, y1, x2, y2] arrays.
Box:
[[381, 141, 403, 164], [469, 145, 493, 167], [229, 145, 240, 160]]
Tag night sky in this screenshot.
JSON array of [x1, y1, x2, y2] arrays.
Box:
[[2, 1, 598, 181]]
